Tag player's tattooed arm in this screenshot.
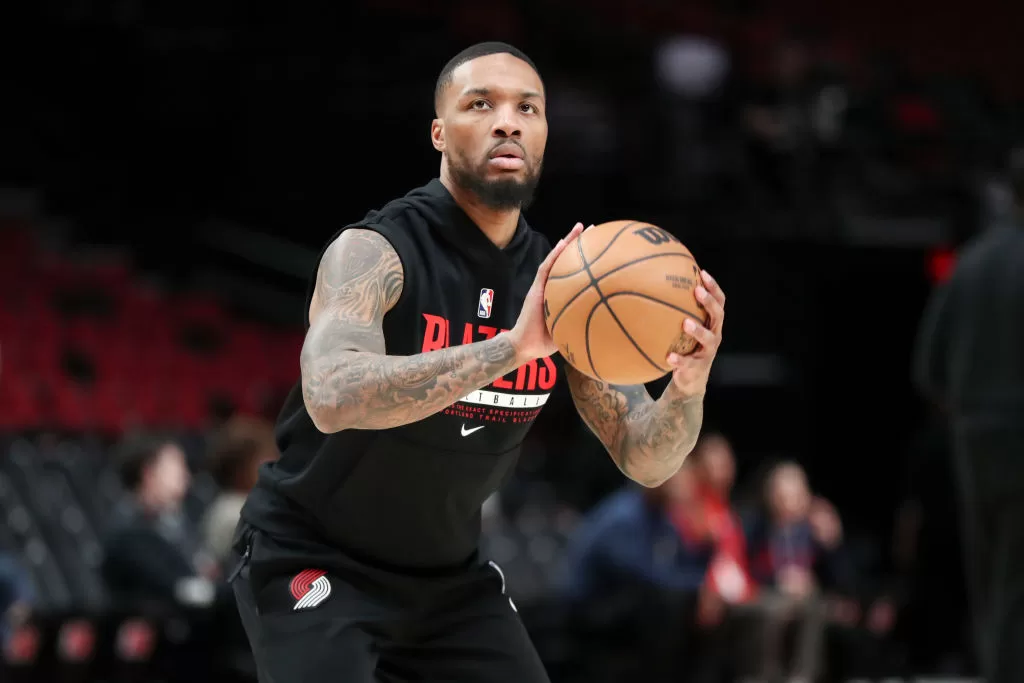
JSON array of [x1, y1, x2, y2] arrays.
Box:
[[565, 366, 703, 487], [300, 229, 521, 433]]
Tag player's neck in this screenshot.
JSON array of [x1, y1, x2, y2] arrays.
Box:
[[441, 174, 520, 249]]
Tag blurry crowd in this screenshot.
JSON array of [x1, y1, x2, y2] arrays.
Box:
[[99, 417, 276, 607], [0, 415, 280, 675], [556, 434, 902, 683], [0, 423, 956, 682]]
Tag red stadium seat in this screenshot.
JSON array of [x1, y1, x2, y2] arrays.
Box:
[[172, 388, 208, 431], [52, 383, 92, 431], [0, 377, 43, 430]]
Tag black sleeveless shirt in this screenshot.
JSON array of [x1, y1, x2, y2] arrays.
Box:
[[240, 178, 559, 570]]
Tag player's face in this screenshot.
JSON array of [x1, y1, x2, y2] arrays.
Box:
[[434, 53, 547, 210]]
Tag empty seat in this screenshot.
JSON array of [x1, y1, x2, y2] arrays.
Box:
[[0, 469, 73, 612]]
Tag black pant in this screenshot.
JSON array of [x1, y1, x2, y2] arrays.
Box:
[[229, 524, 550, 683], [953, 423, 1024, 683]]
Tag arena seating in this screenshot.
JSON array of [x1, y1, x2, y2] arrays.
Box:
[[0, 224, 303, 434], [0, 222, 579, 681]]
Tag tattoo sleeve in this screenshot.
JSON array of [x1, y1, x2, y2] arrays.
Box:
[[566, 366, 703, 487], [300, 229, 521, 433]]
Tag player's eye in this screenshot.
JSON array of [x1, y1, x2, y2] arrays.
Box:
[[471, 100, 491, 110], [520, 103, 537, 114]]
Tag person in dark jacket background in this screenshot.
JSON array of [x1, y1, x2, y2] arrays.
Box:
[[101, 434, 217, 608], [912, 147, 1024, 683], [560, 463, 716, 682]]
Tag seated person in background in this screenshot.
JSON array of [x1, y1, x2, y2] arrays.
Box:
[[102, 434, 218, 608], [741, 461, 848, 683], [747, 462, 844, 591], [560, 462, 715, 681], [689, 432, 755, 622], [562, 462, 713, 602], [201, 415, 278, 568], [681, 434, 758, 683]]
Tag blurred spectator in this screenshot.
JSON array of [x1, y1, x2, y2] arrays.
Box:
[[687, 434, 756, 683], [560, 464, 715, 681], [201, 415, 278, 567], [741, 461, 848, 683], [911, 146, 1024, 683], [101, 434, 217, 608], [562, 463, 713, 602], [0, 547, 33, 648], [690, 432, 754, 615]]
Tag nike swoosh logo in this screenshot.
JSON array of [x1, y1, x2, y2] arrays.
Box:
[[461, 425, 485, 437]]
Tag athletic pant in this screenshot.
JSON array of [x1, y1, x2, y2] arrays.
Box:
[[228, 523, 550, 683], [952, 423, 1024, 683]]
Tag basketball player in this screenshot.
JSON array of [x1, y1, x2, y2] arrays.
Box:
[[229, 42, 726, 683]]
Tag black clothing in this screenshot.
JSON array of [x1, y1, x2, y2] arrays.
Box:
[[233, 178, 558, 682], [230, 526, 548, 683], [913, 219, 1024, 682], [101, 500, 202, 604], [241, 178, 556, 571]]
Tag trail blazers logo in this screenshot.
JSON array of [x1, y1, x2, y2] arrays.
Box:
[[422, 314, 556, 427], [290, 569, 331, 611]]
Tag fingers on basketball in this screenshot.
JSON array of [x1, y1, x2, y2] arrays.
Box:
[[697, 289, 725, 335], [538, 223, 584, 280], [543, 220, 708, 384], [701, 270, 724, 301], [688, 320, 718, 353]]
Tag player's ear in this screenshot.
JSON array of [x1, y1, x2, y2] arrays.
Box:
[[430, 119, 445, 153]]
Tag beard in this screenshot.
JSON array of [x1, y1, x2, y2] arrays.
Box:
[[448, 150, 543, 211]]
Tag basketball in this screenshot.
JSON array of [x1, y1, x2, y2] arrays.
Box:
[[543, 220, 709, 385]]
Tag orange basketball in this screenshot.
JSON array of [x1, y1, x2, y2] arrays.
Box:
[[543, 220, 709, 385]]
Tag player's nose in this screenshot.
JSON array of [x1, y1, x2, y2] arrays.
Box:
[[492, 108, 522, 138]]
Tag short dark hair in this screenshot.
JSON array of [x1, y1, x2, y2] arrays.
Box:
[[115, 433, 178, 491], [434, 41, 541, 115]]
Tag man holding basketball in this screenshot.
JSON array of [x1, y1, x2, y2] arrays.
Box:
[[229, 41, 726, 683]]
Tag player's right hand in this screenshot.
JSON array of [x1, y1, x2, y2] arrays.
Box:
[[508, 222, 586, 361]]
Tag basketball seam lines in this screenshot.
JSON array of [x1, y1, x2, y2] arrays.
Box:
[[548, 252, 695, 336], [547, 222, 640, 281], [577, 238, 667, 378], [603, 291, 707, 322], [578, 238, 602, 381]]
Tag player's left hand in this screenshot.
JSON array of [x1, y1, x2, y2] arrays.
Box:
[[666, 270, 725, 398]]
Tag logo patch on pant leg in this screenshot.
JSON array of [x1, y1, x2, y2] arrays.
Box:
[[290, 569, 332, 611]]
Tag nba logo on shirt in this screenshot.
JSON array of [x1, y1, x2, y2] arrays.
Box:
[[478, 288, 494, 319]]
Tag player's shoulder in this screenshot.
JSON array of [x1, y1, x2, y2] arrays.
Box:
[[323, 187, 439, 267], [368, 180, 450, 227], [369, 195, 421, 227], [321, 226, 396, 261]]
